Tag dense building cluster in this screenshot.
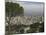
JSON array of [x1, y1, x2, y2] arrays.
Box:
[[6, 16, 44, 25], [5, 16, 44, 34]]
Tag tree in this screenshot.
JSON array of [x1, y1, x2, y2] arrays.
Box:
[[30, 22, 40, 33], [5, 2, 24, 35], [39, 22, 44, 32], [5, 2, 24, 17]]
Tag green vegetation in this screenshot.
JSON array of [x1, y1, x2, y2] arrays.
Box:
[[6, 22, 44, 34], [5, 2, 24, 35], [27, 22, 44, 33], [5, 2, 24, 17], [5, 2, 44, 34]]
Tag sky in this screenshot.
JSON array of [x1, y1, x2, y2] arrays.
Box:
[[5, 0, 44, 16], [16, 1, 44, 16]]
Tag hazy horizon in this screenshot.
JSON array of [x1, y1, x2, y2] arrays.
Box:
[[5, 1, 44, 16], [16, 1, 44, 16]]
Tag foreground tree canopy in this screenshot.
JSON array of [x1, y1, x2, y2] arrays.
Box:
[[5, 2, 24, 17]]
